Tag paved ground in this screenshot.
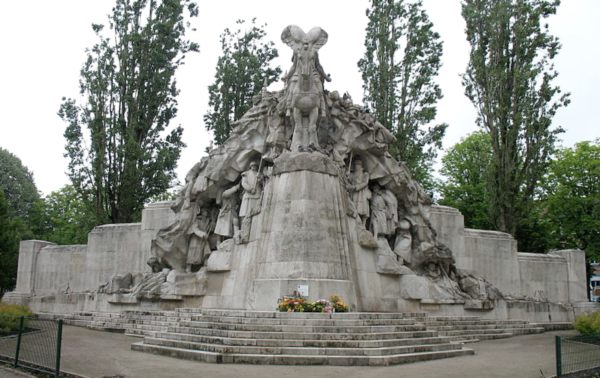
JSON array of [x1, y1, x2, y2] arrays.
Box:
[[51, 325, 576, 378], [0, 365, 36, 378]]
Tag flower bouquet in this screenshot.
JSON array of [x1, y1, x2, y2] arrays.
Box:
[[276, 295, 349, 313]]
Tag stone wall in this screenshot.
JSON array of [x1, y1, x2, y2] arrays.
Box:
[[429, 205, 586, 303], [33, 245, 86, 294], [3, 203, 590, 320], [84, 223, 146, 291]]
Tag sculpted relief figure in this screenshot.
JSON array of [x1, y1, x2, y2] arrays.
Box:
[[186, 207, 214, 272], [281, 25, 331, 152], [239, 161, 261, 222], [214, 183, 240, 243], [238, 161, 263, 243], [349, 159, 371, 227], [381, 186, 398, 234], [370, 184, 391, 239]]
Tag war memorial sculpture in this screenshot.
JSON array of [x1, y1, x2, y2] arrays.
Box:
[[3, 26, 595, 365]]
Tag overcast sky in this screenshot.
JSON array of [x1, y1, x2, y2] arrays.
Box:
[[1, 0, 598, 195]]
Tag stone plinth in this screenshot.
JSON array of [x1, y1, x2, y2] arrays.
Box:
[[250, 152, 356, 309]]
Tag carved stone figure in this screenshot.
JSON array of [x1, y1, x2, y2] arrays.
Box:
[[394, 219, 412, 263], [98, 273, 133, 294], [370, 185, 390, 238], [214, 183, 240, 242], [281, 25, 331, 152], [129, 269, 169, 299], [349, 159, 371, 226], [239, 161, 261, 221], [186, 207, 213, 272], [147, 256, 168, 273], [265, 104, 287, 160], [381, 187, 398, 234]]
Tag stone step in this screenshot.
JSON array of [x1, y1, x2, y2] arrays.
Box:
[[151, 331, 451, 348], [445, 333, 514, 343], [131, 341, 474, 366], [195, 315, 420, 326], [428, 323, 532, 331], [127, 319, 180, 327], [121, 310, 178, 317], [142, 336, 463, 357], [168, 326, 439, 341], [438, 328, 513, 336], [532, 322, 572, 331], [438, 327, 543, 337], [178, 320, 427, 333], [425, 319, 528, 326], [427, 316, 482, 321], [509, 327, 545, 335], [125, 325, 170, 334], [194, 309, 426, 320]]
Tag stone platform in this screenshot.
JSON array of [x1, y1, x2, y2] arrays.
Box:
[[37, 309, 572, 366]]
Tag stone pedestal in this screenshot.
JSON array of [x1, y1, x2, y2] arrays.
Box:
[[249, 152, 357, 309]]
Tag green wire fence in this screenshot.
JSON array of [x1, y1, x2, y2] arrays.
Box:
[[0, 315, 63, 377], [556, 335, 600, 377]]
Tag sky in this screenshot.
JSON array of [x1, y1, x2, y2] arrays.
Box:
[[0, 0, 598, 196]]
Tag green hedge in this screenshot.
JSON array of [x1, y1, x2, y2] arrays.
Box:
[[574, 312, 600, 336], [0, 303, 33, 333]]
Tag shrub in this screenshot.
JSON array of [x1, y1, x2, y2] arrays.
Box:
[[0, 303, 33, 333], [574, 312, 600, 336]]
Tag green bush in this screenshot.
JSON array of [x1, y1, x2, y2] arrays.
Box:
[[0, 303, 33, 333], [574, 312, 600, 336]]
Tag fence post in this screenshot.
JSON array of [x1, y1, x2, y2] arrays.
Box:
[[14, 316, 24, 368], [555, 335, 562, 377], [55, 319, 63, 378]]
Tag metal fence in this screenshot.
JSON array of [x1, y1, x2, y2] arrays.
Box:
[[0, 316, 63, 377], [556, 335, 600, 377]]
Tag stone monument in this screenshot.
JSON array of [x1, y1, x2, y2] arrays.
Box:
[[3, 25, 592, 323]]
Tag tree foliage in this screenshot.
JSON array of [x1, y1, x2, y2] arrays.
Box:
[[358, 0, 447, 188], [0, 190, 23, 293], [35, 186, 97, 245], [541, 141, 600, 260], [462, 0, 570, 235], [438, 132, 495, 230], [58, 0, 198, 224], [0, 148, 40, 222], [204, 19, 281, 145]]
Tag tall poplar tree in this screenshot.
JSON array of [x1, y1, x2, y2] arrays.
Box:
[[358, 0, 446, 188], [58, 0, 198, 224], [204, 19, 281, 145], [462, 0, 570, 236]]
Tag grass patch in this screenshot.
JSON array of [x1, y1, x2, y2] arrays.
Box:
[[0, 303, 33, 334]]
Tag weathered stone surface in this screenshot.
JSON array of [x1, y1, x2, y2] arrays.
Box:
[[272, 151, 339, 176], [357, 227, 378, 249], [375, 238, 412, 276], [162, 270, 208, 296], [206, 244, 233, 272]]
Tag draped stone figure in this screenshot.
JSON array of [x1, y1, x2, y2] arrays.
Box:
[[239, 161, 261, 221], [370, 185, 389, 238], [349, 159, 371, 227], [186, 207, 213, 272], [214, 183, 241, 242]]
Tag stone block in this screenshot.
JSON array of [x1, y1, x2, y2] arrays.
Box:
[[206, 251, 232, 272]]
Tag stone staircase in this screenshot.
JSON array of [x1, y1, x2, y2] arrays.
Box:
[[130, 309, 473, 365], [40, 308, 572, 366], [424, 316, 546, 343]]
